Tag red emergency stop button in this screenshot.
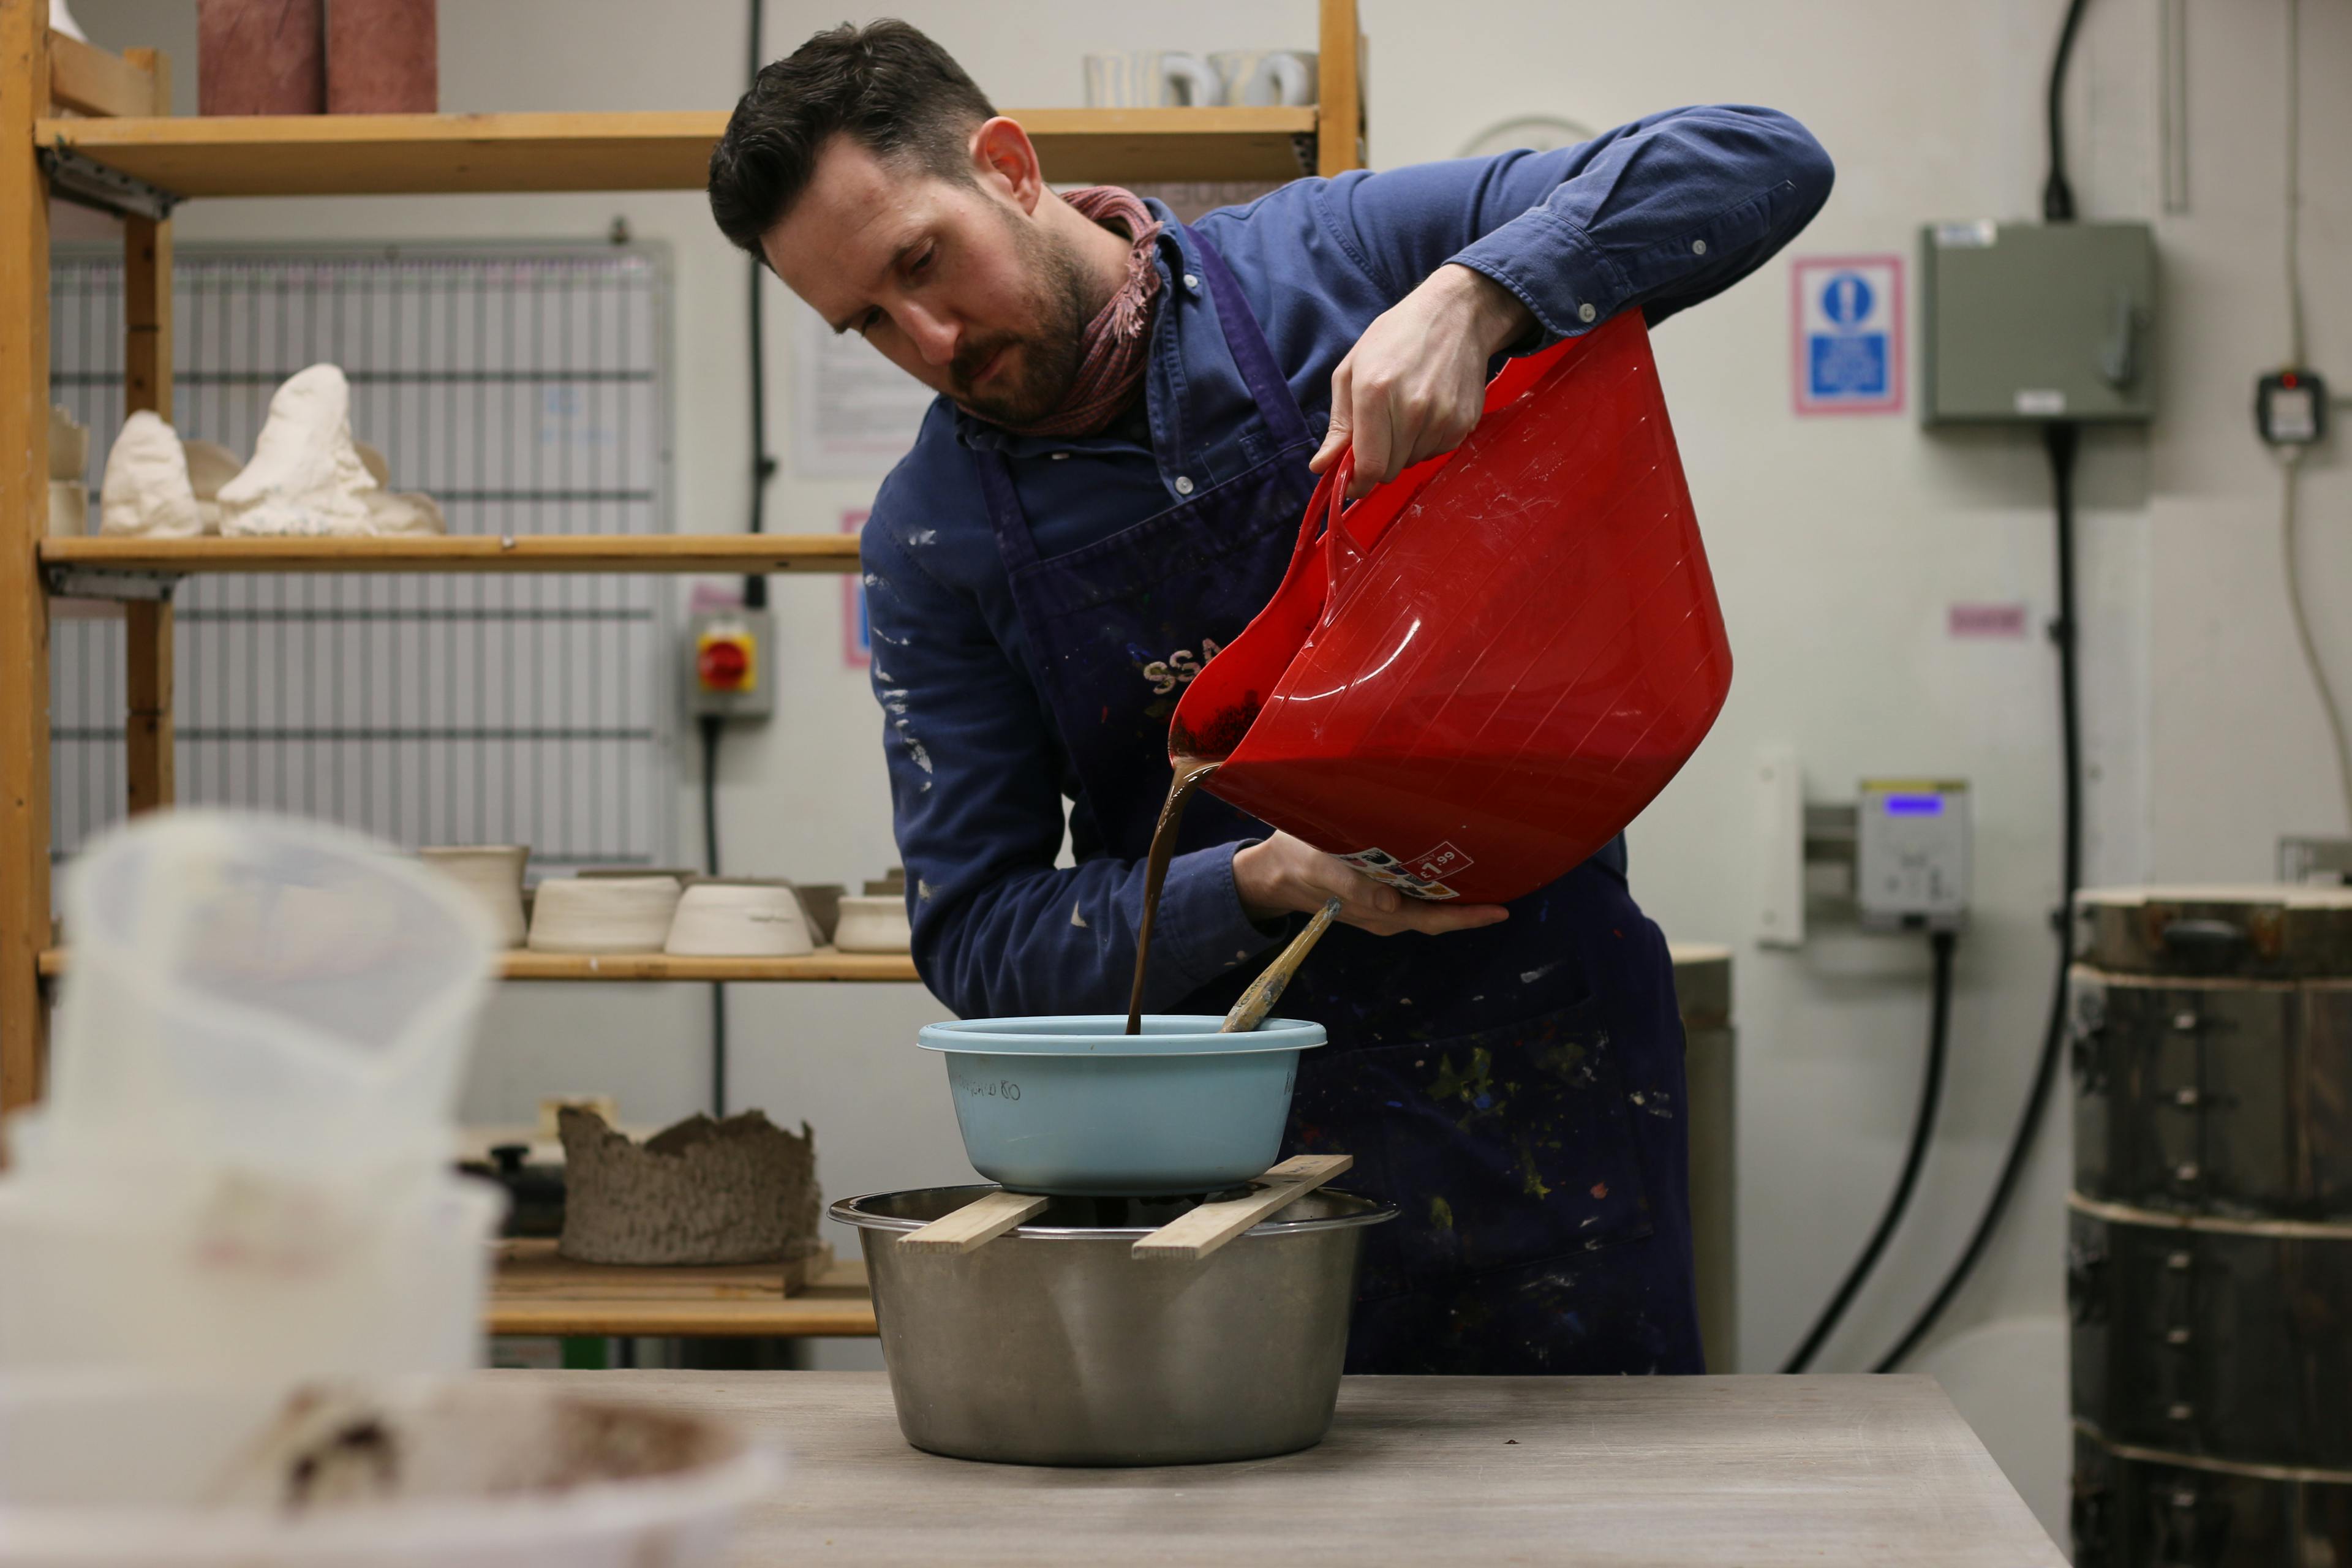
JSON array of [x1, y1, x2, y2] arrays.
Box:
[[698, 635, 753, 692]]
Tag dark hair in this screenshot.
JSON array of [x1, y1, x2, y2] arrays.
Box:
[[708, 20, 995, 256]]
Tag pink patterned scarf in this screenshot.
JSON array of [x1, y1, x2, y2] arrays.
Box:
[[987, 186, 1163, 439]]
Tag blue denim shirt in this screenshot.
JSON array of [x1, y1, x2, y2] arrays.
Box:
[[861, 106, 1833, 1019]]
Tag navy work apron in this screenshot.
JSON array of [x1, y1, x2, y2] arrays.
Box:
[[976, 227, 1703, 1376]]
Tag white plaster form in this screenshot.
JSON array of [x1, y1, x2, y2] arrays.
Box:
[[97, 410, 202, 538], [217, 364, 445, 538]]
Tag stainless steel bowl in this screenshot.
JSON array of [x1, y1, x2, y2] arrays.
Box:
[[831, 1184, 1395, 1466]]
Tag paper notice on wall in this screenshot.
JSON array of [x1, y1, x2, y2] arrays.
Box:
[[791, 301, 937, 478]]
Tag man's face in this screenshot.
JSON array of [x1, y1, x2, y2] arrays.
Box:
[[764, 133, 1099, 428]]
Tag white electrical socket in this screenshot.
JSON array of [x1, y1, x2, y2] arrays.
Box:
[[1755, 744, 1804, 949]]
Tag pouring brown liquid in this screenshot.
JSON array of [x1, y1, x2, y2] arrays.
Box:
[[1126, 757, 1221, 1035]]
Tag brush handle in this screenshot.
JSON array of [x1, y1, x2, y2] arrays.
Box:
[[1221, 897, 1343, 1033]]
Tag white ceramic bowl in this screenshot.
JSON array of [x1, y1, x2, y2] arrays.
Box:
[[527, 876, 682, 954], [0, 1372, 777, 1567], [664, 881, 814, 958], [832, 894, 913, 954], [418, 846, 530, 948]]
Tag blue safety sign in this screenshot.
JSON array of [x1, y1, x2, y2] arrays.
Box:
[[1791, 255, 1904, 415]]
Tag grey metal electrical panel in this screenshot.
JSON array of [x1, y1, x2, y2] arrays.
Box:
[[1920, 220, 2157, 424]]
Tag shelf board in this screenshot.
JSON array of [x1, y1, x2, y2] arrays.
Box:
[[488, 1247, 877, 1339], [36, 107, 1319, 198], [39, 533, 862, 576], [37, 948, 919, 983], [500, 950, 918, 982]]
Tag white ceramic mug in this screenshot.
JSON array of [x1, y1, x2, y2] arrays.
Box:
[[1084, 50, 1215, 108], [1209, 48, 1317, 107]]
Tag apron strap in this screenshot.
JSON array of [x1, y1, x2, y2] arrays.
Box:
[[1185, 227, 1314, 452], [973, 444, 1039, 572]]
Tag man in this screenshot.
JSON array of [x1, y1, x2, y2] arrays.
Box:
[[711, 21, 1830, 1374]]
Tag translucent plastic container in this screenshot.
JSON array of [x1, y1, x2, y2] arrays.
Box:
[[1172, 312, 1731, 905], [0, 1172, 502, 1377], [0, 1371, 778, 1567], [3, 810, 504, 1378], [46, 810, 498, 1174]]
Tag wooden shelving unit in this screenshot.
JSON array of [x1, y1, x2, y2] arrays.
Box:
[[2, 0, 1368, 1336], [37, 946, 918, 982], [37, 106, 1322, 195], [40, 532, 864, 576]]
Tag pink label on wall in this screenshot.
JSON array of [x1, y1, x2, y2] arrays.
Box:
[[1948, 602, 2030, 639]]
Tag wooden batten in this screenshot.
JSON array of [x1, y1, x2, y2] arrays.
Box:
[[1316, 0, 1364, 176], [2, 0, 55, 1115], [119, 47, 172, 818], [45, 30, 156, 119]]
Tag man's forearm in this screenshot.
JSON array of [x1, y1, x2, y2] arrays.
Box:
[[1440, 262, 1537, 358]]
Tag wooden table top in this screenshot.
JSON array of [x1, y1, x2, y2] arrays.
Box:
[[540, 1371, 2062, 1566]]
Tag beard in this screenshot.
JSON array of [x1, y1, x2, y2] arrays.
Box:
[[947, 208, 1104, 429]]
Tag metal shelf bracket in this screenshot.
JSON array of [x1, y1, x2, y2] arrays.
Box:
[[42, 565, 179, 602], [39, 141, 179, 220]]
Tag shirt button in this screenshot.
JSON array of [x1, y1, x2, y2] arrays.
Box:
[[1692, 239, 1708, 255], [1577, 302, 1597, 323], [1183, 273, 1200, 290], [1174, 475, 1195, 495]]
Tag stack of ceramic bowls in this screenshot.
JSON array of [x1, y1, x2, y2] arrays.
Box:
[[416, 845, 530, 948], [664, 880, 815, 958], [526, 876, 684, 954], [833, 894, 912, 953]]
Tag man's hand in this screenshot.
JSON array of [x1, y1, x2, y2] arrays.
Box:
[[1309, 263, 1536, 500], [1233, 832, 1510, 937]]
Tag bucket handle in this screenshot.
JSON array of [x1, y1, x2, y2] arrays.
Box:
[[1305, 450, 1380, 601]]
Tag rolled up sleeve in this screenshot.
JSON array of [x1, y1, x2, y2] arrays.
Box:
[[1320, 104, 1835, 341]]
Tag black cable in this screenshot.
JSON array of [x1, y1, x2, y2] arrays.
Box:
[[1781, 928, 1958, 1374], [1872, 423, 2081, 1373], [2041, 0, 2091, 222], [702, 711, 727, 1117], [1869, 0, 2095, 1372]]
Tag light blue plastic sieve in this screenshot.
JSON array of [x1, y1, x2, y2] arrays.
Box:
[[917, 1015, 1327, 1197]]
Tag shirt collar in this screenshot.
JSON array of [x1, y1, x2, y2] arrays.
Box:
[[954, 202, 1190, 456]]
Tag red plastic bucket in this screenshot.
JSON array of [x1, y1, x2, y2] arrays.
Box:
[[1170, 312, 1730, 905]]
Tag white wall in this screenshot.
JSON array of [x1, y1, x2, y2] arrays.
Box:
[[64, 0, 2351, 1542]]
